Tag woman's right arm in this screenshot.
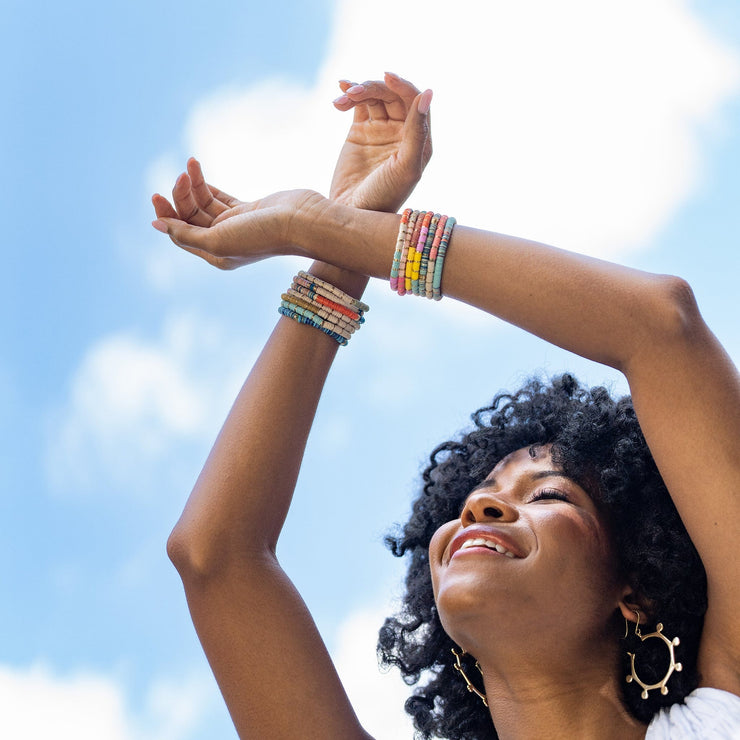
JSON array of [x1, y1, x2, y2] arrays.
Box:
[[157, 194, 740, 694]]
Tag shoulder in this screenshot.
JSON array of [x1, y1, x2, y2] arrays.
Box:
[[646, 688, 740, 739]]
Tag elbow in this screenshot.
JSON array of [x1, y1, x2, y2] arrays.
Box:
[[166, 526, 193, 576], [167, 516, 274, 584], [166, 520, 227, 583], [626, 274, 704, 366], [648, 274, 702, 339], [166, 525, 206, 584]]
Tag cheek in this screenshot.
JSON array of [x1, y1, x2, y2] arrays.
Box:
[[428, 521, 457, 598], [540, 510, 618, 587]]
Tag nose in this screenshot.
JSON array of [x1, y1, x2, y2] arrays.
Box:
[[461, 490, 519, 525]]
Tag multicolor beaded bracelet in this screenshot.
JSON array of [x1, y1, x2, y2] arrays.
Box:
[[391, 210, 455, 300], [282, 292, 358, 334], [415, 212, 439, 296], [390, 208, 411, 292], [297, 271, 369, 314], [424, 214, 447, 298], [278, 306, 349, 345], [278, 272, 367, 346], [399, 209, 422, 297]]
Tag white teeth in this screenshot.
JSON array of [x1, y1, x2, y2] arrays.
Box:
[[459, 537, 516, 558]]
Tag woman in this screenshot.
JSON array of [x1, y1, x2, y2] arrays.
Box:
[[151, 74, 740, 738]]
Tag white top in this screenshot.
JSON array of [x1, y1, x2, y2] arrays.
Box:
[[645, 688, 740, 739]]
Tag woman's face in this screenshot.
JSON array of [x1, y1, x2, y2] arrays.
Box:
[[429, 446, 625, 653]]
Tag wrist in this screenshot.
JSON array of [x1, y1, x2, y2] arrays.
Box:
[[291, 195, 400, 282], [287, 190, 334, 259]]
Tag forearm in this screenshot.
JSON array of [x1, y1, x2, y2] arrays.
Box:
[[295, 199, 685, 372], [168, 260, 367, 572]]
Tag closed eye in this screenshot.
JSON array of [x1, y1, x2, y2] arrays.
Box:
[[530, 488, 571, 503]]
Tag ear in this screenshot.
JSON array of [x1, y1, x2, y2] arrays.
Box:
[[616, 584, 644, 626]]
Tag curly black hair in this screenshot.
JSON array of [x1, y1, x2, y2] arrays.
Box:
[[378, 374, 707, 739]]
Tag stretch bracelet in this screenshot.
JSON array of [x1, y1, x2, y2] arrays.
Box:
[[405, 210, 431, 294], [399, 209, 422, 297], [390, 208, 412, 292], [278, 272, 367, 346], [282, 292, 358, 334], [279, 306, 349, 346], [297, 271, 369, 313], [280, 300, 353, 341], [391, 210, 456, 300], [415, 213, 439, 296], [432, 217, 456, 301], [280, 300, 352, 342], [290, 283, 364, 322], [424, 214, 448, 298]]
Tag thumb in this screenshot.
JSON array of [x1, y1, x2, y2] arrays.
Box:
[[152, 217, 213, 252], [398, 89, 433, 172]]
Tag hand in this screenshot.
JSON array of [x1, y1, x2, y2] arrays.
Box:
[[151, 158, 322, 270], [330, 72, 432, 212]]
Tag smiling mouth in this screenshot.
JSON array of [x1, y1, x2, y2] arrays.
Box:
[[458, 538, 518, 558]]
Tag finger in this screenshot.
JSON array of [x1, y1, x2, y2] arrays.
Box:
[[332, 79, 358, 111], [349, 77, 421, 120], [332, 93, 370, 122], [205, 182, 242, 208], [349, 82, 390, 121], [397, 89, 433, 174], [384, 71, 422, 109], [152, 220, 228, 267], [187, 158, 228, 217], [172, 172, 213, 227], [343, 81, 398, 120], [151, 216, 215, 252], [152, 193, 178, 220], [334, 78, 401, 121]]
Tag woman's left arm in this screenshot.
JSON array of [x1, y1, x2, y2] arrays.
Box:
[[156, 75, 433, 738], [156, 196, 740, 689]]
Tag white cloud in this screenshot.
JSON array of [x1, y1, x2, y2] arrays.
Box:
[[332, 604, 416, 740], [0, 664, 213, 740], [150, 0, 739, 275], [46, 314, 256, 496]]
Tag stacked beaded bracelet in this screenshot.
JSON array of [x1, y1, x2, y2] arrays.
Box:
[[390, 209, 456, 300], [278, 271, 368, 346]]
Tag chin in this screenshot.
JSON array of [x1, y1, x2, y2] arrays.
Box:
[[435, 581, 503, 649]]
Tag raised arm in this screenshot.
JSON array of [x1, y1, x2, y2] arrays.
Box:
[[156, 190, 740, 695], [159, 75, 432, 739]]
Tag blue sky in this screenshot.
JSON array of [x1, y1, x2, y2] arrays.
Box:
[[2, 0, 739, 737]]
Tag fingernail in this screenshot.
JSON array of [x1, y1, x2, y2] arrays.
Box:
[[333, 95, 349, 105], [346, 84, 365, 94], [152, 220, 168, 234], [418, 89, 433, 115], [384, 71, 399, 78]]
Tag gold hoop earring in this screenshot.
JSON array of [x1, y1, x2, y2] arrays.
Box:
[[451, 647, 488, 707], [625, 610, 682, 699]]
